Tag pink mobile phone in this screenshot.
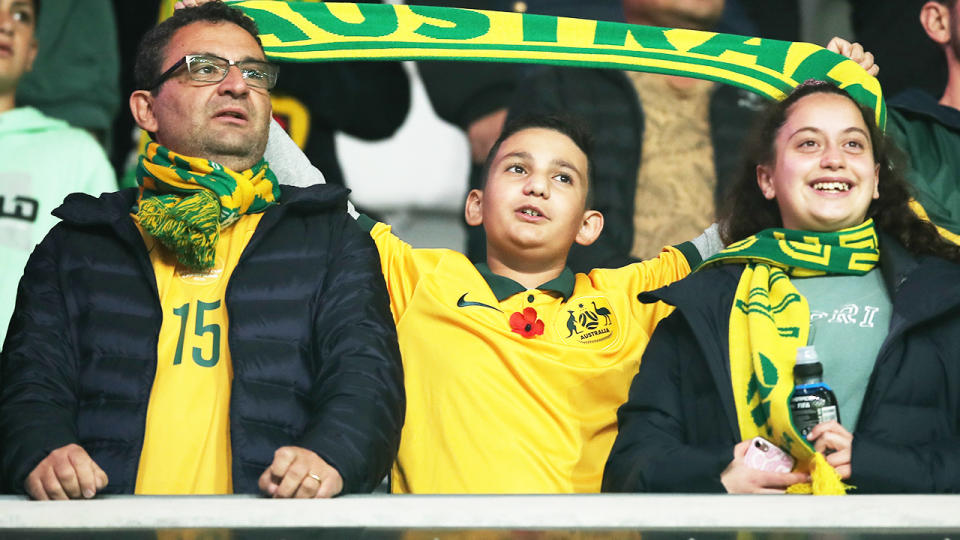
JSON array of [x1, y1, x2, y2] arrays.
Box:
[[743, 437, 796, 473]]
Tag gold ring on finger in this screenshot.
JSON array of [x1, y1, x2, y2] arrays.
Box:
[[308, 472, 322, 483]]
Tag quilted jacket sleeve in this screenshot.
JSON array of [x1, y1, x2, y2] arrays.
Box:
[[848, 312, 960, 493], [298, 213, 404, 494], [851, 435, 960, 493], [602, 312, 733, 493], [0, 229, 81, 493]]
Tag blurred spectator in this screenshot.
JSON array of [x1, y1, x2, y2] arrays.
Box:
[[887, 0, 960, 241], [15, 0, 120, 149], [415, 0, 623, 259], [849, 0, 945, 98], [732, 0, 945, 99], [0, 0, 117, 344], [506, 0, 765, 270]]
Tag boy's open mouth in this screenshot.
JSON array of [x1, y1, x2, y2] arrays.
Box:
[[516, 204, 546, 220]]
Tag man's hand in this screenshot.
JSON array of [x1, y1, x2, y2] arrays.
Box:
[[826, 37, 880, 77], [720, 440, 809, 494], [258, 446, 344, 498], [807, 420, 853, 479], [24, 444, 108, 500], [467, 108, 508, 164]]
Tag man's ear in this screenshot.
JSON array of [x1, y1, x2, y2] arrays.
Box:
[[129, 90, 159, 134], [574, 209, 604, 246], [464, 189, 484, 226], [757, 164, 776, 200], [921, 1, 951, 46]]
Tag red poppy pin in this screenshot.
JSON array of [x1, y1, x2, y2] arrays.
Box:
[[509, 307, 545, 338]]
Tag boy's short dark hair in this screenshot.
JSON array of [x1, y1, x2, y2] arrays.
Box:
[[480, 113, 596, 209], [133, 2, 263, 92]]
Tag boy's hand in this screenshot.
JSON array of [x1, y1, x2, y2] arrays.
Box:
[[826, 37, 880, 77], [258, 446, 344, 498], [720, 440, 809, 494], [25, 444, 109, 500], [807, 421, 853, 479]]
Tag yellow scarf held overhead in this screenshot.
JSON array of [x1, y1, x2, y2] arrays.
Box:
[[702, 220, 881, 495], [221, 1, 885, 129]]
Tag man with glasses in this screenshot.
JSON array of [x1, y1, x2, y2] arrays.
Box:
[[0, 2, 403, 500]]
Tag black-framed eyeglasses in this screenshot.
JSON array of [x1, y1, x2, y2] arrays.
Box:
[[150, 54, 279, 90]]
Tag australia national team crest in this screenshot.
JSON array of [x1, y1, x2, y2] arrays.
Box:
[[555, 296, 618, 348]]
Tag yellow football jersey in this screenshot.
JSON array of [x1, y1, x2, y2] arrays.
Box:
[[135, 213, 262, 494], [363, 219, 697, 493]]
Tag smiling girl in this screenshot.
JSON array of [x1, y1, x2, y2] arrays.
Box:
[[603, 81, 960, 495]]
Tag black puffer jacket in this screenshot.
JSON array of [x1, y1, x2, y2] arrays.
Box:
[[603, 235, 960, 493], [506, 67, 764, 272], [0, 185, 404, 495]]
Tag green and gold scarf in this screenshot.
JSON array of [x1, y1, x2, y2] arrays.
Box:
[[136, 143, 281, 271], [701, 220, 880, 495], [219, 2, 884, 129]]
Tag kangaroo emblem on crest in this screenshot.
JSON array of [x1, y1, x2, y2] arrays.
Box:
[[565, 310, 580, 337]]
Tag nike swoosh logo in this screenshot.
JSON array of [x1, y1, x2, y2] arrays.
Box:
[[457, 293, 502, 312]]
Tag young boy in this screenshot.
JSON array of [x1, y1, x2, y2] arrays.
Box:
[[0, 0, 116, 345], [350, 114, 718, 493]]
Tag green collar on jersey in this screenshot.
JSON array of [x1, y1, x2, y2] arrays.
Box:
[[476, 263, 575, 301]]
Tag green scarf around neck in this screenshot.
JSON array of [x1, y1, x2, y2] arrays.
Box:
[[702, 220, 879, 494], [135, 143, 281, 271]]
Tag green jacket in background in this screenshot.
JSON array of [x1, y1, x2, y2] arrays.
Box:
[[15, 0, 120, 147], [887, 90, 960, 237]]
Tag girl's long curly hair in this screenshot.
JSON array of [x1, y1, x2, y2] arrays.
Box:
[[718, 81, 960, 263]]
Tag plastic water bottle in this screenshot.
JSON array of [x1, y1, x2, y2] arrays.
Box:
[[789, 345, 840, 437]]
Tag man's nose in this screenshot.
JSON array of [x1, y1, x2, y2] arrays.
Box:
[[218, 65, 251, 96]]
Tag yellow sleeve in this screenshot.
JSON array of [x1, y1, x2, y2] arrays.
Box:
[[587, 245, 694, 335], [364, 219, 446, 322]]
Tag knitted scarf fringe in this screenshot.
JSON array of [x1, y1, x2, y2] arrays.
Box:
[[138, 190, 221, 271], [786, 453, 854, 495]]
